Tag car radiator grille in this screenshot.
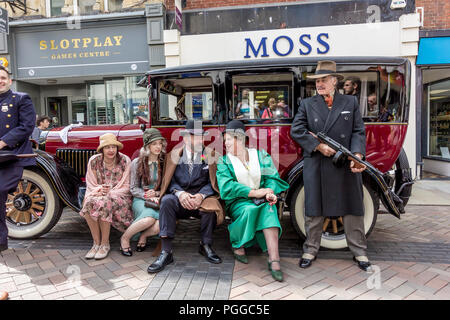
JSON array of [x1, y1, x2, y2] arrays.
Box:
[[56, 149, 97, 177]]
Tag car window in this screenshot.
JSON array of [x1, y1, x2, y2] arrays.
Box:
[[231, 73, 293, 120], [158, 78, 213, 121], [305, 71, 379, 122]]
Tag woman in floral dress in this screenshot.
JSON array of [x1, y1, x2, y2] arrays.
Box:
[[80, 133, 133, 260]]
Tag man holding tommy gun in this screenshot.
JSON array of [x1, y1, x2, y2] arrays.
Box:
[[290, 60, 372, 272]]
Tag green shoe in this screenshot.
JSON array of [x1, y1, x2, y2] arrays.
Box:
[[232, 249, 248, 264], [268, 260, 283, 282]]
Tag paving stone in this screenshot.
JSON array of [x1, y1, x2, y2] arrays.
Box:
[[3, 205, 450, 301]]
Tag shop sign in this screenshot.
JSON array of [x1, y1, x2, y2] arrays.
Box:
[[244, 34, 330, 58], [14, 23, 149, 79]]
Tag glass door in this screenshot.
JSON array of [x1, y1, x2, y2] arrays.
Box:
[[47, 97, 68, 127], [88, 83, 106, 125], [105, 79, 126, 124]]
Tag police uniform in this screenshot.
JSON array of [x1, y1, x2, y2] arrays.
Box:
[[0, 89, 36, 250]]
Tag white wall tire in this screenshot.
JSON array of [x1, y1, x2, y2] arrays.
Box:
[[290, 181, 379, 250], [6, 169, 63, 239]]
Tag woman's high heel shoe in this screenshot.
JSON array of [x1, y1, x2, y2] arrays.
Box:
[[268, 260, 283, 282], [232, 248, 248, 264], [136, 242, 147, 252], [120, 246, 132, 257]]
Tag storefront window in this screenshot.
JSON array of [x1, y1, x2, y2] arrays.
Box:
[[72, 98, 88, 125], [50, 0, 66, 16], [126, 76, 149, 124], [88, 83, 107, 125], [79, 0, 101, 14], [87, 76, 148, 125], [428, 78, 450, 159], [105, 79, 126, 124], [108, 0, 124, 12]]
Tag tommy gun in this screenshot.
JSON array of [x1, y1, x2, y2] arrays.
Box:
[[316, 132, 404, 219]]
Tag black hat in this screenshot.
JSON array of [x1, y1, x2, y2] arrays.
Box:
[[224, 120, 246, 136], [180, 120, 209, 136]]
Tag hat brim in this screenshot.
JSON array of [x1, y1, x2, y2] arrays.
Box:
[[223, 129, 247, 136], [97, 141, 124, 153], [307, 73, 344, 80], [145, 136, 167, 146], [180, 129, 209, 136]]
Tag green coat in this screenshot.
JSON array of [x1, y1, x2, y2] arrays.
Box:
[[216, 149, 289, 251]]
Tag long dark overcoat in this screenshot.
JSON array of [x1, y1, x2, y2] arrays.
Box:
[[290, 92, 366, 217]]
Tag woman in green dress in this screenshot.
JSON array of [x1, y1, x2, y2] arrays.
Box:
[[119, 128, 166, 257], [216, 120, 289, 281]]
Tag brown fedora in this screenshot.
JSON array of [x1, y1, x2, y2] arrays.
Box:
[[307, 60, 344, 80]]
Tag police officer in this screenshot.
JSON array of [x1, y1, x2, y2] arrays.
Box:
[[0, 66, 35, 300]]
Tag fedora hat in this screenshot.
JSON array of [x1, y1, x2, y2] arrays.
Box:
[[97, 133, 123, 153], [180, 120, 209, 136], [307, 60, 343, 80], [223, 120, 247, 136], [143, 128, 166, 147]]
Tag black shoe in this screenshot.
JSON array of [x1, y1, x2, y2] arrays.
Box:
[[299, 256, 316, 269], [199, 244, 222, 264], [353, 257, 372, 272], [120, 247, 132, 257], [136, 242, 147, 252], [0, 243, 7, 252], [147, 251, 174, 273]]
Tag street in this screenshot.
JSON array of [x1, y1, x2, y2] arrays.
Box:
[[1, 181, 449, 300]]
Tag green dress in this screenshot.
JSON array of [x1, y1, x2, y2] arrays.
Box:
[[216, 149, 289, 252]]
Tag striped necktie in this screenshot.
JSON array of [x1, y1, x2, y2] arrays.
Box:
[[188, 152, 194, 175]]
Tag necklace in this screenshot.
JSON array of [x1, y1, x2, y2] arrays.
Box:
[[237, 150, 250, 171], [103, 159, 116, 186]]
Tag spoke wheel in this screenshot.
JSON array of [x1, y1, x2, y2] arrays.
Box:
[[6, 169, 63, 239], [322, 217, 345, 236], [6, 181, 45, 226]]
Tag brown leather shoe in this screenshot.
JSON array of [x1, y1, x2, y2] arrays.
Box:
[[0, 291, 8, 300]]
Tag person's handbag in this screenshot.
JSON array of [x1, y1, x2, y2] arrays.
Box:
[[144, 200, 160, 210]]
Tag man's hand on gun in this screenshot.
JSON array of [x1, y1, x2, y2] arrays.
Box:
[[309, 131, 366, 173], [349, 154, 366, 173]]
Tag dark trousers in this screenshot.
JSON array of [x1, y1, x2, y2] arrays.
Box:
[[0, 164, 24, 246], [159, 194, 217, 245]]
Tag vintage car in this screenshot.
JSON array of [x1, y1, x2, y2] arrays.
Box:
[[6, 56, 413, 250]]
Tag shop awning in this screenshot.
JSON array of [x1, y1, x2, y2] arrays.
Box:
[[417, 37, 450, 65]]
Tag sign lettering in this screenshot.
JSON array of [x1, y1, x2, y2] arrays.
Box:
[[39, 36, 123, 51], [244, 33, 331, 58]]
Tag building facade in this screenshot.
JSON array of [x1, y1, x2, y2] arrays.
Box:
[[0, 0, 166, 126], [162, 0, 422, 178], [3, 0, 446, 179], [415, 0, 450, 177]]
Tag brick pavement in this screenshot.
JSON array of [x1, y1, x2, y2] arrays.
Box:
[[1, 204, 449, 300]]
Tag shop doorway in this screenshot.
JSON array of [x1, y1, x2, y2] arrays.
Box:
[[47, 97, 69, 127]]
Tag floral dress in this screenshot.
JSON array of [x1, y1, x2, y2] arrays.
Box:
[[80, 153, 134, 232]]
